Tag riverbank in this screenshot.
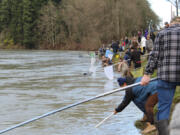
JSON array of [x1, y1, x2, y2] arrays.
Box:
[[0, 42, 99, 51], [0, 42, 25, 50], [135, 86, 180, 135]]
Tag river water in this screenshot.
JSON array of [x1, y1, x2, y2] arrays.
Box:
[[0, 50, 142, 135]]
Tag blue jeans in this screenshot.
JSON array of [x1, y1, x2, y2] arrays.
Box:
[[156, 80, 179, 121]]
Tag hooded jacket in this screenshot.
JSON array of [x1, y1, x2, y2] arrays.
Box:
[[115, 77, 157, 113]]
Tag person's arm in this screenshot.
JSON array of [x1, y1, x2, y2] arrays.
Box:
[[141, 33, 160, 85], [114, 88, 134, 113], [118, 62, 122, 72], [144, 33, 160, 75]]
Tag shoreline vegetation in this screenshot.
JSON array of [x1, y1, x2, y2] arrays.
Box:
[[0, 42, 99, 51], [0, 0, 159, 50]]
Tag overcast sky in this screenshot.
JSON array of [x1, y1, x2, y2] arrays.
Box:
[[148, 0, 176, 25]]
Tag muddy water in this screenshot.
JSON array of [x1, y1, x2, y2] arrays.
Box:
[[0, 50, 142, 135]]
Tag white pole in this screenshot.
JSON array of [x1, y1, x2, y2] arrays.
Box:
[[95, 112, 114, 128]]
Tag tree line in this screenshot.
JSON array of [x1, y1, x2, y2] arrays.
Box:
[[0, 0, 160, 50]]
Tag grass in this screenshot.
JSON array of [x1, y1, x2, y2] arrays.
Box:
[[135, 121, 157, 135]]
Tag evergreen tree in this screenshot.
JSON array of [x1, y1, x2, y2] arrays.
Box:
[[0, 0, 12, 30], [10, 0, 24, 44], [23, 0, 37, 48], [0, 0, 160, 50]]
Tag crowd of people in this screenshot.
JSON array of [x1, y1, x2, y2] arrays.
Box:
[[98, 16, 180, 135], [99, 30, 155, 70]]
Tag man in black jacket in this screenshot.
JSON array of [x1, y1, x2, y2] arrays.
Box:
[[111, 40, 119, 54]]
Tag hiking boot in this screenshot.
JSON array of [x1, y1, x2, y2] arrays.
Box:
[[141, 122, 156, 134]]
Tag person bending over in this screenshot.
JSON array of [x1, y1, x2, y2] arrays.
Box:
[[114, 76, 158, 134]]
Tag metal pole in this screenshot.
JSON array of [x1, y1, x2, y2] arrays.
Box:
[[176, 0, 179, 16], [171, 3, 173, 19], [0, 78, 157, 134], [168, 0, 179, 16]]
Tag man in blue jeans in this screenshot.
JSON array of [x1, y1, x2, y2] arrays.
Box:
[[141, 16, 180, 135]]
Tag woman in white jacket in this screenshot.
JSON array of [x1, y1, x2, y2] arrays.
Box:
[[141, 36, 147, 54]]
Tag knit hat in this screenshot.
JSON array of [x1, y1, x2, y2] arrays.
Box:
[[117, 77, 126, 86]]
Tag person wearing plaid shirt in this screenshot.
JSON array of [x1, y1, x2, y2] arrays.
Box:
[[141, 16, 180, 135]]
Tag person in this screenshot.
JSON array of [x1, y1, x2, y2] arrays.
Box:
[[144, 29, 148, 39], [131, 39, 139, 49], [125, 37, 130, 48], [141, 16, 180, 135], [146, 35, 153, 54], [114, 76, 158, 134], [117, 59, 131, 77], [138, 31, 142, 44], [130, 44, 143, 69], [150, 31, 156, 43], [164, 22, 169, 28], [123, 49, 131, 67], [105, 47, 113, 60], [111, 40, 119, 54], [99, 44, 106, 57], [146, 35, 153, 61], [101, 55, 112, 67], [121, 39, 126, 51], [141, 36, 146, 54]]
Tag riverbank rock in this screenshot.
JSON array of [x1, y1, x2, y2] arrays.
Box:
[[169, 103, 180, 135]]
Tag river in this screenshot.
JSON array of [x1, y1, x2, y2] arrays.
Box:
[[0, 50, 142, 135]]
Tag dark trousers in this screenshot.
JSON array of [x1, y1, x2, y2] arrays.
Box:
[[145, 93, 158, 124], [143, 47, 146, 54], [134, 62, 141, 69]]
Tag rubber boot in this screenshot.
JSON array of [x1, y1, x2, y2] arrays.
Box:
[[156, 119, 169, 135]]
